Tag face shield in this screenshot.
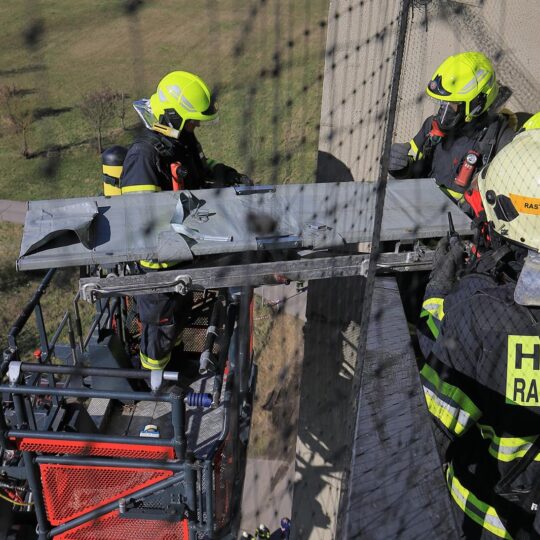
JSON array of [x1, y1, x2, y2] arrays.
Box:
[[132, 99, 154, 130], [435, 101, 465, 131], [514, 250, 540, 306]]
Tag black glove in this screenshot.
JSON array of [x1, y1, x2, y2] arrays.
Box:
[[235, 174, 254, 186], [428, 236, 466, 294], [389, 142, 411, 174], [212, 163, 253, 187]]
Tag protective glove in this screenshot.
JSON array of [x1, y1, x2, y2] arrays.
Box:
[[211, 163, 253, 186], [388, 142, 411, 174], [428, 236, 466, 294], [235, 174, 254, 186]]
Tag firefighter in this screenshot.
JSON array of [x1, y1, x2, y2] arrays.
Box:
[[120, 70, 250, 371], [418, 129, 540, 538], [388, 51, 516, 211], [254, 524, 271, 539]]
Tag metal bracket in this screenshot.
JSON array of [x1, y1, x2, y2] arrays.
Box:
[[234, 185, 276, 195], [8, 361, 22, 385], [81, 275, 192, 303], [256, 235, 302, 250]]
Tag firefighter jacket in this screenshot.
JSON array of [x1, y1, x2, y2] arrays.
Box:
[[119, 128, 239, 270], [419, 270, 540, 538], [404, 112, 515, 203], [120, 129, 213, 194]]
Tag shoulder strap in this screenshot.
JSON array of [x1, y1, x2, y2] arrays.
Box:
[[135, 130, 176, 159], [476, 114, 505, 165]]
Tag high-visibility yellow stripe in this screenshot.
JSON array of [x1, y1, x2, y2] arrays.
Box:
[[479, 424, 540, 462], [421, 363, 482, 436], [140, 351, 171, 370], [103, 164, 123, 178], [139, 259, 179, 270], [121, 184, 161, 194], [423, 389, 473, 436], [103, 183, 122, 197], [440, 186, 464, 203], [409, 139, 424, 160], [420, 309, 440, 338], [422, 297, 445, 321], [446, 464, 512, 539]]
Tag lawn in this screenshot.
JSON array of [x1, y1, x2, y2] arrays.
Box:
[[0, 0, 329, 200]]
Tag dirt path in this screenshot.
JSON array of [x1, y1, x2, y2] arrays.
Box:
[[0, 200, 26, 224]]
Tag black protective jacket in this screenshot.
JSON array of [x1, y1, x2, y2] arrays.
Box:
[[420, 271, 540, 538], [119, 129, 213, 193], [401, 112, 515, 200]]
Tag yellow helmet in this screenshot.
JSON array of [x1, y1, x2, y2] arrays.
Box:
[[479, 130, 540, 252], [523, 112, 540, 131], [426, 52, 498, 125], [149, 71, 218, 137]]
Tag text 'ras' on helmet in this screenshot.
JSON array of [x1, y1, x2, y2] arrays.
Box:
[[149, 71, 219, 137], [426, 52, 498, 130]]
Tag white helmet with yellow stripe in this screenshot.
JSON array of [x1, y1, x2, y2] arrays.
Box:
[[478, 129, 540, 304]]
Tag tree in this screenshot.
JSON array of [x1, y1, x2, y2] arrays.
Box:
[[117, 90, 128, 130], [0, 84, 35, 158], [79, 87, 118, 154]]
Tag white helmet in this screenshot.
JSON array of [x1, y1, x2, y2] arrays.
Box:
[[478, 130, 540, 305]]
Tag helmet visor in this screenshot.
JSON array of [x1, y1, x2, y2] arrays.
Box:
[[514, 250, 540, 306], [435, 101, 465, 131]]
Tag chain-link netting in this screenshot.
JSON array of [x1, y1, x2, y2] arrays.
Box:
[[0, 0, 539, 539]]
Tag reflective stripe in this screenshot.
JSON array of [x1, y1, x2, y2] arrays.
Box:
[[140, 351, 171, 370], [420, 295, 445, 338], [409, 139, 424, 160], [420, 309, 440, 338], [423, 386, 474, 435], [121, 184, 161, 194], [102, 164, 123, 178], [440, 186, 464, 203], [446, 464, 512, 539], [103, 183, 122, 197], [421, 363, 481, 436], [422, 297, 445, 321], [139, 259, 179, 270], [479, 424, 540, 463]]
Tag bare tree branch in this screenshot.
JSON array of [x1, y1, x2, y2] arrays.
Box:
[[80, 87, 118, 154], [0, 84, 35, 157]]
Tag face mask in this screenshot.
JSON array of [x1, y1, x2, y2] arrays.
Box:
[[435, 101, 465, 131]]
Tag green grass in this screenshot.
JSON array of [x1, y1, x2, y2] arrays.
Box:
[[0, 0, 328, 200]]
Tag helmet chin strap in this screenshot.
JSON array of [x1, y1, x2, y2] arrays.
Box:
[[152, 122, 180, 139]]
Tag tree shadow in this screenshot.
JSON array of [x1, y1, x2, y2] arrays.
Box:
[[291, 275, 366, 538], [33, 106, 73, 120], [0, 64, 45, 77], [290, 151, 362, 538]]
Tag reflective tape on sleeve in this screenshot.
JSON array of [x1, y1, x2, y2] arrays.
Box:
[[409, 139, 424, 160], [422, 297, 445, 321], [446, 464, 512, 539], [479, 424, 540, 463], [421, 363, 481, 436]]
